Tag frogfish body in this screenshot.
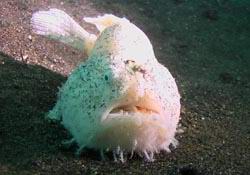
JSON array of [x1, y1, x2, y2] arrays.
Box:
[[31, 9, 181, 162]]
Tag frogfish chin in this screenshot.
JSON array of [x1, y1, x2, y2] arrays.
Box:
[[31, 9, 181, 162]]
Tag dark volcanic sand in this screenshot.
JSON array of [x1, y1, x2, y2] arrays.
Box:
[[0, 0, 249, 174]]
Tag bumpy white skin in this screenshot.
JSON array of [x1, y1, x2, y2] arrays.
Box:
[[32, 10, 181, 162]]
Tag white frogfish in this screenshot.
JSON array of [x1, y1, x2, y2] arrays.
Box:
[[31, 9, 181, 162]]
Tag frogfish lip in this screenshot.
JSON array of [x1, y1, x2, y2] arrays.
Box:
[[92, 96, 167, 152], [105, 88, 163, 121], [108, 104, 160, 118]]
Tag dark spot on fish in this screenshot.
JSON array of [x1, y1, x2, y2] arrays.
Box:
[[100, 103, 105, 107], [87, 112, 91, 117], [94, 82, 98, 88], [104, 75, 109, 81], [80, 64, 86, 68]]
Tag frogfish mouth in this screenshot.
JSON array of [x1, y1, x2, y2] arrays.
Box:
[[31, 9, 181, 162]]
